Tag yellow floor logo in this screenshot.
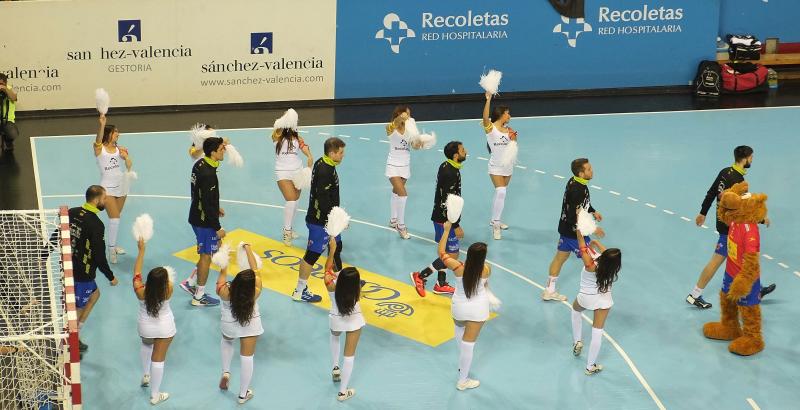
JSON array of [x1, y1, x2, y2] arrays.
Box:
[[173, 229, 496, 347]]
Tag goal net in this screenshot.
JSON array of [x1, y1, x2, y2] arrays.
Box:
[[0, 207, 81, 409]]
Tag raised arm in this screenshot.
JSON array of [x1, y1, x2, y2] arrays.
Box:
[[94, 115, 106, 155], [132, 239, 146, 300], [576, 230, 596, 272], [482, 91, 492, 128], [215, 264, 230, 300]]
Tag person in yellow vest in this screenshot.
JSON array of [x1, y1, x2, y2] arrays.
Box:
[[0, 74, 19, 152]]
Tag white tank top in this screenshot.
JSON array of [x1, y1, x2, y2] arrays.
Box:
[[486, 125, 511, 168], [274, 138, 303, 171], [328, 292, 363, 318], [579, 249, 609, 295], [137, 299, 174, 322], [452, 276, 488, 304], [386, 129, 411, 167], [96, 146, 124, 188], [221, 299, 261, 325]]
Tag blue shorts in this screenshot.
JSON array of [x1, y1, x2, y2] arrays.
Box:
[[192, 225, 220, 255], [74, 280, 98, 309], [306, 223, 341, 254], [434, 222, 459, 254], [722, 273, 761, 306], [557, 235, 591, 258], [714, 234, 728, 257]]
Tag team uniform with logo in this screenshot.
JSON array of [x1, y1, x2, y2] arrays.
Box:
[[384, 123, 411, 179], [722, 222, 762, 306], [69, 204, 115, 308], [484, 124, 514, 176], [97, 146, 125, 197], [275, 137, 306, 181]]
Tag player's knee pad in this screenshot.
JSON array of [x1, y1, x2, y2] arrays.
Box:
[[303, 250, 322, 266]]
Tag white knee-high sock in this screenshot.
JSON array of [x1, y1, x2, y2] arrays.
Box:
[[330, 333, 341, 368], [283, 200, 297, 230], [491, 187, 507, 223], [108, 218, 120, 248], [140, 342, 153, 376], [390, 193, 399, 221], [587, 327, 604, 368], [221, 338, 234, 373], [571, 309, 583, 343], [339, 356, 355, 394], [150, 361, 165, 401], [239, 355, 254, 398], [454, 324, 465, 344], [458, 341, 475, 383], [397, 195, 408, 226]]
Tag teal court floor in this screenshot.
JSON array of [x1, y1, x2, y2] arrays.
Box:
[[33, 106, 800, 409]]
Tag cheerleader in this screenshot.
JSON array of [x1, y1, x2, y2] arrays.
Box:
[[570, 229, 621, 375], [94, 113, 132, 263], [438, 221, 490, 391], [132, 239, 175, 406], [386, 105, 414, 239], [272, 110, 313, 245], [481, 92, 517, 240], [324, 237, 364, 402], [216, 244, 263, 404]]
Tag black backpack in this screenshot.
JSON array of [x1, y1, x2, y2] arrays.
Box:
[[694, 60, 721, 97]]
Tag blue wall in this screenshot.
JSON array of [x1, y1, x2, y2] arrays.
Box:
[[720, 0, 800, 43], [335, 0, 720, 98]]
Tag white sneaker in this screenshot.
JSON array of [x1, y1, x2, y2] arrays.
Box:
[[141, 374, 150, 387], [489, 221, 509, 230], [282, 229, 292, 246], [396, 225, 410, 240], [585, 363, 603, 375], [109, 248, 118, 264], [150, 392, 169, 405], [456, 379, 480, 391], [238, 389, 254, 404], [389, 219, 398, 229], [114, 247, 126, 255], [492, 224, 502, 240], [337, 389, 355, 402], [541, 290, 567, 301], [572, 341, 583, 357], [332, 366, 341, 382]]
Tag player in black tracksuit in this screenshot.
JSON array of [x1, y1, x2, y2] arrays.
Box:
[[294, 137, 347, 303], [69, 185, 117, 352], [544, 158, 604, 301], [410, 141, 468, 297], [686, 145, 775, 309]]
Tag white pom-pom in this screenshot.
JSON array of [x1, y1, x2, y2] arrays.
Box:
[[409, 131, 436, 150], [225, 144, 244, 168], [404, 117, 420, 139], [95, 88, 110, 115], [120, 170, 137, 195], [190, 123, 216, 149], [487, 287, 502, 311], [577, 208, 598, 236], [163, 266, 177, 284], [500, 140, 518, 167], [237, 242, 263, 271], [131, 213, 154, 242], [274, 108, 299, 131], [446, 194, 464, 223], [324, 207, 351, 237], [291, 167, 312, 190], [211, 243, 231, 270], [479, 69, 503, 95]]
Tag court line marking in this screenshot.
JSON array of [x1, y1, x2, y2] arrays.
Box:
[[746, 398, 761, 410], [645, 203, 657, 208], [627, 196, 639, 202], [553, 174, 565, 179], [40, 192, 666, 410], [609, 190, 621, 196]]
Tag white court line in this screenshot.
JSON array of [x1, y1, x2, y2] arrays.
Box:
[[763, 254, 774, 260], [627, 197, 639, 202], [380, 140, 390, 144], [299, 130, 309, 134], [39, 192, 666, 410], [359, 137, 370, 141], [515, 165, 527, 169], [746, 398, 761, 410], [30, 105, 800, 140], [701, 225, 709, 229], [795, 271, 800, 278], [777, 262, 789, 269], [553, 174, 565, 179], [318, 132, 331, 136], [591, 185, 603, 190], [645, 203, 657, 208], [534, 169, 546, 174], [338, 134, 351, 138], [31, 138, 44, 210], [680, 217, 691, 222], [609, 191, 621, 196], [477, 156, 489, 161], [663, 210, 675, 215]]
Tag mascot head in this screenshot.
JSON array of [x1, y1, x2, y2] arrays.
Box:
[[718, 182, 768, 225]]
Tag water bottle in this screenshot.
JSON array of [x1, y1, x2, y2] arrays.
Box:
[[767, 68, 778, 89]]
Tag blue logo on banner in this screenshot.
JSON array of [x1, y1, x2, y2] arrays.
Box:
[[251, 32, 273, 54], [375, 13, 416, 54], [118, 20, 142, 42]]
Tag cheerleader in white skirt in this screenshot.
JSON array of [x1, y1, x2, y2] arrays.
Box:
[[215, 244, 263, 404], [386, 105, 422, 240], [570, 229, 622, 375], [94, 113, 132, 263], [272, 110, 313, 245], [324, 238, 364, 402], [438, 221, 491, 391], [481, 92, 518, 240], [132, 239, 175, 406]]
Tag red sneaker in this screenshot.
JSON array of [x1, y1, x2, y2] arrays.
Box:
[[410, 272, 426, 297], [433, 282, 455, 295]]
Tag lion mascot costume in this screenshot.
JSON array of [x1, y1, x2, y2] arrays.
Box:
[[702, 181, 767, 356]]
